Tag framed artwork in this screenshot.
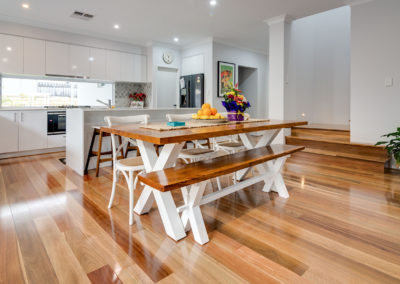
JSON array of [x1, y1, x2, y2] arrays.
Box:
[[218, 61, 236, 97]]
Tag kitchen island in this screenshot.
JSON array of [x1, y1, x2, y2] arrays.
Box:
[[66, 107, 195, 175]]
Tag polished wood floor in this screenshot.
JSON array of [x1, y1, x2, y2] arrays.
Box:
[[1, 151, 399, 283]]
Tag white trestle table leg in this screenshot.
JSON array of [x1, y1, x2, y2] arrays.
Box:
[[262, 157, 289, 198], [181, 181, 209, 245], [134, 140, 186, 241], [237, 129, 281, 181]]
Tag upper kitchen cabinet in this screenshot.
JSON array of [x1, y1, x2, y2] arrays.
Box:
[[0, 34, 23, 74], [89, 48, 106, 80], [120, 52, 134, 82], [106, 50, 121, 81], [45, 41, 69, 76], [120, 52, 147, 82], [23, 38, 45, 76], [133, 54, 147, 82], [69, 45, 90, 77]]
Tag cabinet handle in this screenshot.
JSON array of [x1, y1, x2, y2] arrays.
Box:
[[14, 112, 17, 122], [21, 112, 24, 122]]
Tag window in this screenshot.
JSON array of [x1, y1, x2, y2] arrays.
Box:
[[1, 77, 113, 107]]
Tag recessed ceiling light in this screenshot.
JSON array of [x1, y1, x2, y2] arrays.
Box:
[[209, 0, 217, 6], [113, 24, 120, 29], [6, 46, 12, 51], [173, 37, 179, 43], [22, 3, 30, 9], [88, 57, 94, 62]]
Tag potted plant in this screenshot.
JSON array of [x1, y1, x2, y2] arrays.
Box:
[[221, 83, 250, 121], [129, 92, 146, 109], [376, 127, 400, 169]]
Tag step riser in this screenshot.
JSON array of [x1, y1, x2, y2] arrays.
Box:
[[286, 136, 387, 163], [291, 128, 350, 142]]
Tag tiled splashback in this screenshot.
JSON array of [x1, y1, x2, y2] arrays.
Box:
[[114, 82, 152, 107]]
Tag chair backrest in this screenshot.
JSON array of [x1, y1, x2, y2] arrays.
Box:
[[104, 114, 149, 165], [104, 114, 149, 126], [166, 113, 195, 122]]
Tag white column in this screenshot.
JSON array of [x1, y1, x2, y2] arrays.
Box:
[[267, 15, 290, 144]]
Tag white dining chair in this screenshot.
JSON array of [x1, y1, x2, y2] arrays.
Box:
[[214, 113, 250, 154], [105, 114, 149, 225], [166, 113, 218, 163], [166, 113, 222, 190]]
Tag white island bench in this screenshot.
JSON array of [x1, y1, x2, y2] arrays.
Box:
[[66, 108, 195, 175]]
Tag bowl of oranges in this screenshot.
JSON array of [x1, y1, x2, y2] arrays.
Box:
[[191, 103, 226, 123]]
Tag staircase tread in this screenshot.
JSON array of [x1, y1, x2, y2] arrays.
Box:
[[286, 136, 384, 148], [294, 123, 350, 132], [302, 148, 387, 163]]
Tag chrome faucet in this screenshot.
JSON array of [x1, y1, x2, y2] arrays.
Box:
[[96, 99, 112, 108]]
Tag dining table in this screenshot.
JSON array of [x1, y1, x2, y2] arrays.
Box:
[[101, 119, 307, 241]]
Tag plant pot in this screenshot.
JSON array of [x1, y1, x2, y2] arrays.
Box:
[[227, 111, 244, 121], [130, 101, 144, 109], [388, 154, 400, 170]]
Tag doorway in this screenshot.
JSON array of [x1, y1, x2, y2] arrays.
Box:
[[238, 66, 258, 118], [156, 67, 179, 108]]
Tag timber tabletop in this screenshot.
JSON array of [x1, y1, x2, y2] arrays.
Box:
[[101, 119, 308, 145]]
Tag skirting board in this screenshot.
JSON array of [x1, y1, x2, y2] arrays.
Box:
[[0, 147, 65, 159]]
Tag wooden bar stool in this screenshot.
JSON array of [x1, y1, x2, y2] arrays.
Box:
[[84, 126, 124, 177], [124, 141, 141, 158]]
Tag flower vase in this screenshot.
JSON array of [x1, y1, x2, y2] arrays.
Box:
[[227, 111, 244, 121]]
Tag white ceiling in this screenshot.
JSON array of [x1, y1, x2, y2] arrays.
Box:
[[0, 0, 357, 53]]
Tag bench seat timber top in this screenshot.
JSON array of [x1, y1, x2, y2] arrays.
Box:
[[138, 144, 304, 192]]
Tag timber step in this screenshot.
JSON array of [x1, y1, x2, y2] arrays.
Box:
[[286, 135, 387, 163], [138, 144, 305, 192], [291, 127, 350, 143]]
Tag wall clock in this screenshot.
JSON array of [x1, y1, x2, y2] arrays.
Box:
[[162, 51, 174, 64]]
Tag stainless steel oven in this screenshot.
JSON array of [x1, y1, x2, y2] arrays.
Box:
[[47, 111, 66, 135]]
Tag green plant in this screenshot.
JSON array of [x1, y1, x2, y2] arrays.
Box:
[[376, 127, 400, 165]]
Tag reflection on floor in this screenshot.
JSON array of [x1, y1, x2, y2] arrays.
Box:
[[0, 151, 399, 283]]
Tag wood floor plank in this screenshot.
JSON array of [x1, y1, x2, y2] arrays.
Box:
[[87, 264, 122, 284], [34, 215, 91, 284]]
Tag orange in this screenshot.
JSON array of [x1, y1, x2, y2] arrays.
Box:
[[203, 109, 211, 116], [202, 103, 211, 110], [210, 107, 217, 115], [197, 109, 203, 116]]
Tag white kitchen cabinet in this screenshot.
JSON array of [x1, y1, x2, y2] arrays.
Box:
[[89, 48, 106, 80], [120, 52, 134, 82], [0, 111, 19, 153], [106, 50, 121, 81], [18, 111, 47, 151], [120, 52, 147, 82], [45, 41, 69, 76], [0, 34, 23, 74], [69, 45, 90, 77], [133, 54, 147, 82], [23, 38, 45, 75], [47, 134, 66, 148]]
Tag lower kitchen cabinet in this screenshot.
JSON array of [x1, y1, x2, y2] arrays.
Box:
[[47, 134, 66, 148], [0, 111, 19, 153], [18, 111, 48, 151]]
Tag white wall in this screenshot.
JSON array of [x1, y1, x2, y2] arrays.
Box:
[[181, 38, 213, 105], [213, 42, 268, 118], [351, 0, 400, 144], [285, 6, 351, 125], [150, 43, 181, 108]]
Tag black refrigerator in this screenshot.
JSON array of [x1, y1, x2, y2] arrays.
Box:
[[179, 73, 204, 108]]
